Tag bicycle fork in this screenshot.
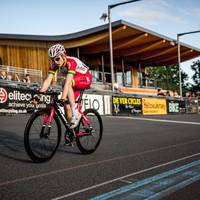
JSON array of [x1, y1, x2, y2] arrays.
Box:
[[40, 107, 55, 138]]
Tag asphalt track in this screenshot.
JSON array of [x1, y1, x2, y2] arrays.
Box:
[[0, 113, 200, 200]]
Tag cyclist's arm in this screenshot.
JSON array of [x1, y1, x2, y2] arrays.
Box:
[[40, 74, 54, 92]]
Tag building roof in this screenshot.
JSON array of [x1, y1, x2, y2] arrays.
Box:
[[0, 20, 200, 66]]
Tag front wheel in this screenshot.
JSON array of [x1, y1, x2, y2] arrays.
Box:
[[24, 109, 61, 163], [75, 109, 103, 154]]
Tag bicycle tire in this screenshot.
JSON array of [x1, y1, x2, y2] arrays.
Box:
[[24, 109, 61, 163], [75, 109, 103, 154]]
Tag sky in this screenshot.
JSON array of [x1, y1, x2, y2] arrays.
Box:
[[0, 0, 200, 83]]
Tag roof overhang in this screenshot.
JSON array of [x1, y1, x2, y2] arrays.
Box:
[[77, 20, 200, 66], [0, 20, 200, 67]]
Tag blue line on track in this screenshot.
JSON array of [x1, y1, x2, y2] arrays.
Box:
[[90, 160, 200, 200]]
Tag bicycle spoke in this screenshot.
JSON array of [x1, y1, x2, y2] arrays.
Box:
[[29, 116, 57, 157], [76, 109, 102, 154], [24, 110, 61, 162]]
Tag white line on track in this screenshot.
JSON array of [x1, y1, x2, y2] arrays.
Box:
[[107, 116, 200, 125], [51, 152, 200, 200], [0, 139, 200, 188]]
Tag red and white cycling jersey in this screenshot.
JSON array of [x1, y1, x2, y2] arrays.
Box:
[[48, 56, 89, 76], [48, 56, 92, 95]]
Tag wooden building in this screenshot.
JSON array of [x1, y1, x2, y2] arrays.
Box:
[[0, 20, 200, 86]]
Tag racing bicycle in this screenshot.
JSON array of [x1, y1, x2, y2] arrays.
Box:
[[24, 90, 103, 163]]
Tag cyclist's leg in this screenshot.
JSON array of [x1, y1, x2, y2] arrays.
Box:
[[68, 84, 77, 116], [61, 78, 73, 122], [64, 104, 72, 122], [64, 103, 74, 145], [69, 74, 90, 128], [63, 81, 80, 122], [61, 77, 76, 119], [67, 79, 81, 127], [66, 72, 91, 111], [63, 87, 77, 144]]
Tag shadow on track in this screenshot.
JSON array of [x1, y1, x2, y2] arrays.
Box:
[[0, 129, 33, 163]]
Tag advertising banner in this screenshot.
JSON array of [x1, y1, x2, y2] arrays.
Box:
[[0, 86, 50, 114], [0, 85, 111, 115], [142, 98, 167, 115], [112, 96, 142, 116], [82, 94, 104, 115], [167, 99, 186, 114], [179, 100, 186, 113]]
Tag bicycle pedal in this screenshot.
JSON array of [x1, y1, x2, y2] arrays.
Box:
[[64, 142, 74, 147]]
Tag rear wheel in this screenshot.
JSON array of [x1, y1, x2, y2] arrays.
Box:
[[24, 109, 61, 163], [76, 109, 103, 154]]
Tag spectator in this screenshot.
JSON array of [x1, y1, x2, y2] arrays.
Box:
[[6, 74, 12, 81], [114, 82, 122, 93], [191, 92, 196, 98], [188, 92, 193, 101], [157, 88, 165, 96], [142, 72, 148, 87], [173, 90, 180, 98], [22, 74, 31, 83], [165, 90, 174, 98], [0, 71, 6, 80], [188, 92, 197, 101], [166, 90, 170, 97], [12, 72, 21, 82]]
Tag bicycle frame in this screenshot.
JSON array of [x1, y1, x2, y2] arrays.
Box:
[[42, 92, 92, 137]]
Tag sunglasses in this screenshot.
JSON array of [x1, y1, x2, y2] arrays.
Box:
[[53, 57, 60, 62]]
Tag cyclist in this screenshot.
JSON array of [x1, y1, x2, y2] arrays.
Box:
[[40, 44, 92, 128]]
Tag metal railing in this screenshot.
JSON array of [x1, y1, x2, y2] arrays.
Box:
[[0, 65, 43, 83]]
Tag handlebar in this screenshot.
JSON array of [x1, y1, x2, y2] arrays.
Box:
[[31, 89, 61, 105]]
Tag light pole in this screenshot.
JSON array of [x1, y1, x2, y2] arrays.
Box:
[[177, 30, 200, 97], [104, 0, 141, 92]]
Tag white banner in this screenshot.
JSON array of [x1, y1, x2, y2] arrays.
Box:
[[82, 94, 104, 115], [59, 93, 111, 115], [104, 95, 111, 115]]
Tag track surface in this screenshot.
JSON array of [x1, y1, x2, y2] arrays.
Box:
[[0, 114, 200, 200]]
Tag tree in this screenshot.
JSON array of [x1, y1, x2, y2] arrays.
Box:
[[146, 65, 189, 94], [190, 60, 200, 93]]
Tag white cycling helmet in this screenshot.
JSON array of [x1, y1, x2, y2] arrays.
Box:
[[48, 44, 66, 58]]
